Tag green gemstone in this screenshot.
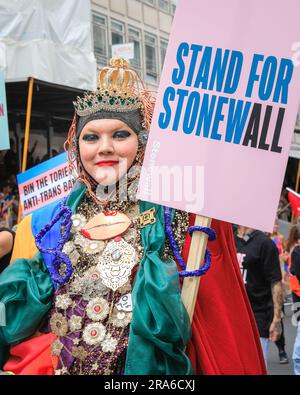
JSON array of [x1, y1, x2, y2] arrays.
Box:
[[109, 98, 115, 105], [98, 96, 103, 102], [87, 101, 92, 107]]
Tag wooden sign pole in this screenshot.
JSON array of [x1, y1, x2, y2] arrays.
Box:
[[181, 215, 212, 322], [17, 77, 34, 224]]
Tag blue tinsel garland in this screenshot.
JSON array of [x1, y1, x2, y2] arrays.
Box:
[[164, 207, 216, 277], [35, 198, 73, 285]]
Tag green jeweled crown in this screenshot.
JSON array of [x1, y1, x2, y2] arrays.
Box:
[[73, 89, 142, 116], [74, 57, 144, 117]]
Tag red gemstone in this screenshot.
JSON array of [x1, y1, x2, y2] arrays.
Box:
[[114, 236, 122, 242], [91, 330, 97, 337], [94, 306, 101, 313]]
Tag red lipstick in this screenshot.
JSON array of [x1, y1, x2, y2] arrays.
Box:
[[80, 229, 91, 239], [96, 160, 119, 167]]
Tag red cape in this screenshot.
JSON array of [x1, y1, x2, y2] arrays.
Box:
[[185, 217, 266, 374]]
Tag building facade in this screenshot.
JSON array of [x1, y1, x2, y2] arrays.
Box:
[[1, 0, 177, 180], [2, 0, 299, 200], [91, 0, 176, 90]]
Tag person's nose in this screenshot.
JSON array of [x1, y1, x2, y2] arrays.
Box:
[[98, 136, 114, 155]]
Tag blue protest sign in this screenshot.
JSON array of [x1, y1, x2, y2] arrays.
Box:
[[17, 152, 75, 216], [0, 70, 9, 151]]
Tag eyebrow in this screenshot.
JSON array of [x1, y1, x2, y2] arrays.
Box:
[[82, 129, 98, 133], [82, 128, 132, 135]]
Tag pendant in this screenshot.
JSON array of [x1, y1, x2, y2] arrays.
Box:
[[115, 293, 132, 312], [97, 238, 136, 291], [80, 211, 131, 240]]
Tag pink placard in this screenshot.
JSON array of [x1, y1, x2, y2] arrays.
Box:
[[137, 0, 300, 232]]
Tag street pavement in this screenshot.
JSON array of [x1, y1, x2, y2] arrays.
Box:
[[267, 301, 297, 375]]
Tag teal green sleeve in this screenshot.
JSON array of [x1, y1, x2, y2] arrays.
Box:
[[0, 253, 54, 368], [0, 183, 85, 368], [125, 202, 193, 375]]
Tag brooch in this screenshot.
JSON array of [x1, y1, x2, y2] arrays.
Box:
[[97, 237, 136, 291], [139, 208, 156, 228]]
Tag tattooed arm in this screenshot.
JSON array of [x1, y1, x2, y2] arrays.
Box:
[[269, 281, 284, 342]]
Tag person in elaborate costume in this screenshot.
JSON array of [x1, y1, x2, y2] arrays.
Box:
[[0, 58, 266, 375]]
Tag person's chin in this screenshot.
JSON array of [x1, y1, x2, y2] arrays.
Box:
[[92, 168, 115, 185], [93, 166, 129, 186], [97, 178, 118, 186]]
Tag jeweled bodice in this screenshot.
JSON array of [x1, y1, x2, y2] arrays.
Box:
[[48, 195, 189, 375], [49, 196, 142, 375]]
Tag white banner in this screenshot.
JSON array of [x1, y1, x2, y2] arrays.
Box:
[[112, 43, 134, 60], [0, 0, 97, 90]]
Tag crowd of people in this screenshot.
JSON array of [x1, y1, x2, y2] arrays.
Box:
[[0, 137, 62, 230], [0, 57, 299, 376], [0, 180, 18, 229], [0, 179, 18, 276], [278, 190, 293, 222], [234, 220, 300, 374]]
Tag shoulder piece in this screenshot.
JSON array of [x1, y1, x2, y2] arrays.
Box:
[[31, 181, 86, 239]]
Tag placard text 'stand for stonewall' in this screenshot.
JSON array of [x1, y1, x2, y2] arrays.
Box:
[[159, 43, 293, 153]]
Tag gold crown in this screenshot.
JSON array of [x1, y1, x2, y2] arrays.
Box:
[[74, 57, 143, 116]]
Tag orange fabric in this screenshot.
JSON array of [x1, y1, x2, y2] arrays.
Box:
[[289, 276, 300, 296], [4, 333, 56, 375], [185, 217, 266, 375], [288, 255, 300, 297], [10, 215, 38, 263]]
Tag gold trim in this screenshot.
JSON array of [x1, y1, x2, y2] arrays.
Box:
[[139, 208, 156, 228]]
